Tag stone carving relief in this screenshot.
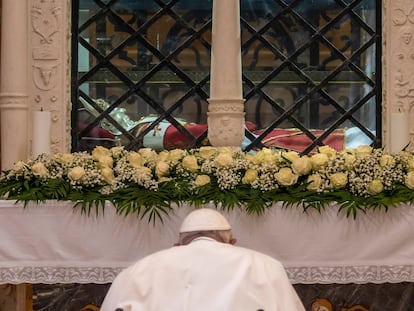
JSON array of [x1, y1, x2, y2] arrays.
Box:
[[392, 3, 414, 27], [30, 0, 64, 153], [31, 0, 61, 91], [207, 99, 245, 147], [388, 1, 414, 149]]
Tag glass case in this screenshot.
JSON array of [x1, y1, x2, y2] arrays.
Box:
[[72, 0, 380, 153]]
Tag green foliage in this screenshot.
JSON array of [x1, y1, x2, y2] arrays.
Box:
[[2, 177, 414, 222], [2, 145, 414, 222]]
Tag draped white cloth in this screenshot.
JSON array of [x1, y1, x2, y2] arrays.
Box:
[[0, 200, 414, 284]]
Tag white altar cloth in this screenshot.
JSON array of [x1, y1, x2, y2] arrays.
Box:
[[1, 200, 414, 285]]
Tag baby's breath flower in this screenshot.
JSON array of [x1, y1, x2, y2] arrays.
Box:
[[1, 144, 414, 218]]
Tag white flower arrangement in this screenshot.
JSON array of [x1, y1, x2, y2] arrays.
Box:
[[1, 145, 414, 221]]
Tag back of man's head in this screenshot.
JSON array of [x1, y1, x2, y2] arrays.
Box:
[[178, 208, 233, 245]]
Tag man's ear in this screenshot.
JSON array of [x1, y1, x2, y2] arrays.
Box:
[[229, 238, 237, 245]]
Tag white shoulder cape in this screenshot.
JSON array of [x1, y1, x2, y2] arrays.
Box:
[[101, 238, 305, 311]]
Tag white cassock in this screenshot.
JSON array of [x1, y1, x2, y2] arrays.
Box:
[[100, 237, 305, 311]]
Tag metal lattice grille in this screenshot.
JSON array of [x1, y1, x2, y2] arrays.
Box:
[[72, 0, 381, 154]]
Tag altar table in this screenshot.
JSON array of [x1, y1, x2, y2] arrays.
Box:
[[0, 200, 413, 285]]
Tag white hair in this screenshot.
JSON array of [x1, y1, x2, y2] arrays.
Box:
[[178, 230, 232, 245]]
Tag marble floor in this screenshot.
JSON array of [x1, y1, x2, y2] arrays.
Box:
[[32, 283, 414, 311], [295, 283, 414, 310]]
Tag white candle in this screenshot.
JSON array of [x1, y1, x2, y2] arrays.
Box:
[[32, 110, 51, 156], [390, 112, 410, 153]]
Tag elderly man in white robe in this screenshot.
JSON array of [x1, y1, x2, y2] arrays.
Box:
[[100, 208, 306, 311]]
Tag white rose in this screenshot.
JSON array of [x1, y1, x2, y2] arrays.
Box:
[[318, 146, 337, 158], [194, 175, 211, 187], [380, 155, 395, 168], [249, 151, 265, 164], [110, 146, 124, 157], [97, 155, 113, 168], [310, 153, 329, 170], [31, 162, 48, 177], [182, 155, 199, 172], [291, 156, 312, 176], [198, 146, 217, 159], [282, 151, 300, 163], [128, 152, 143, 168], [135, 166, 152, 177], [356, 145, 373, 157], [157, 150, 170, 162], [155, 161, 170, 177], [399, 150, 411, 158], [139, 148, 157, 162], [13, 161, 26, 173], [217, 147, 234, 154], [138, 148, 154, 157], [367, 179, 384, 195], [68, 166, 85, 181], [101, 167, 115, 184], [55, 153, 74, 164], [245, 154, 257, 164], [341, 148, 356, 156], [158, 177, 173, 183], [262, 153, 279, 164], [254, 148, 271, 163], [405, 171, 414, 189], [168, 149, 185, 164], [274, 167, 298, 186], [407, 157, 414, 171], [242, 169, 258, 184], [343, 153, 356, 168], [329, 172, 348, 189], [214, 153, 234, 167], [92, 146, 111, 160], [307, 174, 323, 191], [257, 148, 273, 156]]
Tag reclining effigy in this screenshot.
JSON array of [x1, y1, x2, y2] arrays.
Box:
[[80, 98, 373, 153]]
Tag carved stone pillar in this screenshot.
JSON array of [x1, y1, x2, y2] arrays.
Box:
[[383, 0, 414, 151], [0, 0, 68, 309], [30, 0, 70, 155], [207, 0, 245, 147], [0, 0, 29, 170]]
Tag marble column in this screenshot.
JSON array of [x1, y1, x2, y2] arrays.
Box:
[[207, 0, 245, 147], [383, 0, 414, 152], [0, 1, 43, 309], [0, 0, 29, 170]]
